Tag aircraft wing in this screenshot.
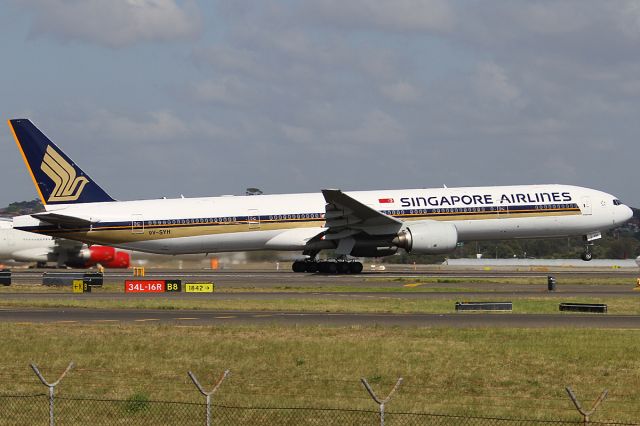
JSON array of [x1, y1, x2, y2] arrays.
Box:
[[322, 189, 402, 239], [31, 212, 95, 227], [54, 237, 85, 251]]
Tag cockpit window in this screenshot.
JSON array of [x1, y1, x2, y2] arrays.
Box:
[[613, 199, 622, 206]]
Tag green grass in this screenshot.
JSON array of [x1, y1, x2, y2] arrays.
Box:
[[2, 274, 638, 423], [0, 324, 638, 422]]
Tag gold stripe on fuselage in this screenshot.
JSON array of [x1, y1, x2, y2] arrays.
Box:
[[39, 208, 581, 246]]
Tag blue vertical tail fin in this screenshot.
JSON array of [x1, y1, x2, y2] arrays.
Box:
[[8, 119, 115, 205]]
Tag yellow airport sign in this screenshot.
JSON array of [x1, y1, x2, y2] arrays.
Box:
[[72, 280, 84, 293], [185, 282, 214, 293]]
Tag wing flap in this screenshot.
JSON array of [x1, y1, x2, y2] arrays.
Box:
[[322, 189, 402, 236]]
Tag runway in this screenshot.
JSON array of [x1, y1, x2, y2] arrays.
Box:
[[1, 267, 639, 328], [5, 268, 640, 297], [0, 286, 638, 300], [1, 307, 639, 328], [6, 267, 640, 285], [2, 268, 639, 299]]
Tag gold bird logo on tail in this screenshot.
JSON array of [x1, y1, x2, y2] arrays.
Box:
[[40, 145, 89, 202]]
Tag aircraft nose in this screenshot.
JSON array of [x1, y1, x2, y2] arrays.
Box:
[[619, 205, 633, 223]]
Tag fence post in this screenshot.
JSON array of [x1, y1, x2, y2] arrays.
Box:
[[565, 387, 608, 425], [188, 370, 230, 426], [30, 362, 74, 426], [361, 377, 403, 426]]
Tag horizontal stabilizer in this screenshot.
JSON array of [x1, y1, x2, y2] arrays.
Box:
[[31, 212, 95, 227]]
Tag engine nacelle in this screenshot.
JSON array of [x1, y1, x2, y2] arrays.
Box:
[[102, 251, 130, 268], [86, 246, 116, 264], [394, 221, 458, 254]]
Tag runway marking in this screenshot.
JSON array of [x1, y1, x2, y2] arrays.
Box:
[[214, 316, 236, 319], [403, 283, 424, 288], [54, 320, 77, 324], [252, 314, 273, 317], [93, 320, 119, 323], [175, 317, 199, 320], [135, 319, 160, 322]]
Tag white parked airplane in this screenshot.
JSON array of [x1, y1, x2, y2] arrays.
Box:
[[7, 119, 633, 273], [0, 218, 130, 268]]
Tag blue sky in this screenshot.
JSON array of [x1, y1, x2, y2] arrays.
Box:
[[1, 0, 639, 206]]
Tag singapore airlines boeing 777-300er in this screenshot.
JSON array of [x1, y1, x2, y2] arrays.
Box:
[[7, 119, 634, 274]]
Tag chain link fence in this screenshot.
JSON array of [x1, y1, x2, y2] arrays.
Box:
[[0, 363, 637, 425], [1, 394, 638, 426]]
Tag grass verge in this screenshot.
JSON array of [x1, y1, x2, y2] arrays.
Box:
[[0, 324, 638, 422]]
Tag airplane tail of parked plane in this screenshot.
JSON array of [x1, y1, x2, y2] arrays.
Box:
[[7, 119, 114, 206]]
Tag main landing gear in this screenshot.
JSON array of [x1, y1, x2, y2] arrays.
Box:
[[292, 259, 364, 274], [581, 244, 593, 262]]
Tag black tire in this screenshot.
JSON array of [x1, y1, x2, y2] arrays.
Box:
[[337, 262, 350, 274], [305, 262, 318, 273], [349, 262, 363, 274], [325, 262, 338, 274], [581, 252, 593, 261], [292, 261, 306, 272]]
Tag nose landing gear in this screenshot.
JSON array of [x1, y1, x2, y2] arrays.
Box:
[[581, 250, 593, 261], [580, 232, 601, 261], [581, 243, 593, 261]]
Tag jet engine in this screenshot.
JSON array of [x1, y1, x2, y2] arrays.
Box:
[[393, 221, 458, 254], [72, 245, 130, 268], [82, 246, 116, 265], [102, 251, 130, 268]]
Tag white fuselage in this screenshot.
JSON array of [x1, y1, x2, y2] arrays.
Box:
[[13, 184, 633, 256], [0, 219, 56, 262]]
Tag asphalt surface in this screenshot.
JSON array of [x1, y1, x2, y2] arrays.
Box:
[[1, 268, 639, 328], [3, 268, 639, 298], [1, 307, 639, 328]]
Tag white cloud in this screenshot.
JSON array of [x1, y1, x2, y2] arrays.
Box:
[[329, 110, 408, 148], [85, 109, 187, 143], [17, 0, 201, 47], [303, 0, 455, 33], [380, 81, 422, 104], [472, 62, 523, 107], [615, 1, 640, 40], [5, 1, 640, 205], [280, 124, 314, 146], [192, 46, 257, 74], [189, 77, 253, 107]]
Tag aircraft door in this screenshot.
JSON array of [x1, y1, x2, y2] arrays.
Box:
[[1, 229, 12, 247], [248, 209, 260, 230], [131, 214, 145, 234], [580, 197, 592, 215]]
